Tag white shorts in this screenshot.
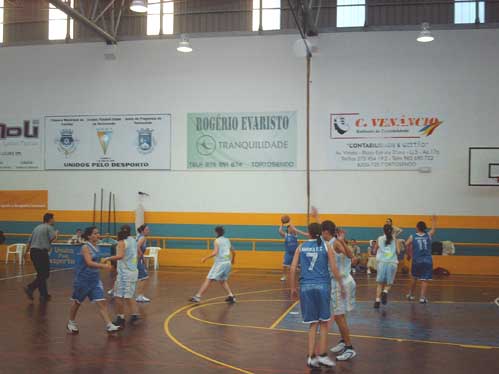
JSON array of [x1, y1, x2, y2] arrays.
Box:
[[114, 279, 137, 299], [207, 261, 232, 281], [331, 275, 356, 316]]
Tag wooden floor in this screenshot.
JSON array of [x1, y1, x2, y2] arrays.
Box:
[[1, 263, 498, 374]]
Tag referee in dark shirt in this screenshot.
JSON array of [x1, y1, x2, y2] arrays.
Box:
[[24, 213, 58, 302]]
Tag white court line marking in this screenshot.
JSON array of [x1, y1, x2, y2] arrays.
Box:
[[0, 268, 72, 281]]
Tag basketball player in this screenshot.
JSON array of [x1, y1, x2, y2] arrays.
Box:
[[279, 215, 308, 282], [406, 216, 437, 304], [67, 226, 120, 334], [321, 220, 357, 361], [374, 224, 400, 308], [104, 225, 140, 327], [289, 223, 345, 368], [189, 226, 236, 303]]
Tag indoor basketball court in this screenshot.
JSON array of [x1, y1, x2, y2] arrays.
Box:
[[0, 1, 498, 373]]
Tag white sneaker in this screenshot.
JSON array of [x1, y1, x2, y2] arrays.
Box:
[[330, 341, 346, 353], [317, 355, 335, 367], [406, 294, 415, 301], [136, 295, 151, 303], [336, 348, 357, 361], [419, 297, 428, 304], [367, 269, 371, 275], [107, 289, 114, 296], [307, 356, 320, 368], [280, 276, 287, 281], [67, 320, 79, 334], [106, 323, 120, 332], [189, 296, 201, 303], [352, 269, 356, 274]]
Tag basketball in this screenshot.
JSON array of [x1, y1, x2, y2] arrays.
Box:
[[281, 215, 290, 224]]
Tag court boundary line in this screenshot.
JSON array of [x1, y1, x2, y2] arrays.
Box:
[[163, 288, 291, 374], [186, 299, 499, 351]]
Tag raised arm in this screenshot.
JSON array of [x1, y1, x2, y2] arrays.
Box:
[[278, 224, 286, 238], [334, 230, 354, 258], [289, 224, 309, 237], [429, 215, 437, 237]]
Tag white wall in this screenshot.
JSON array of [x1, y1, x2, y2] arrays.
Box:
[[0, 29, 498, 215]]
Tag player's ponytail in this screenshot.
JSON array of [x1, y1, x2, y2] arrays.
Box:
[[308, 222, 322, 246]]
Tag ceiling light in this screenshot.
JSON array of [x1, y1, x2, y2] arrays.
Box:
[[177, 34, 192, 53], [130, 0, 147, 13], [417, 22, 434, 43]]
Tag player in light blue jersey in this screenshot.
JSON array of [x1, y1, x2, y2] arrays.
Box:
[[290, 222, 344, 369], [321, 220, 357, 361], [374, 224, 400, 308], [279, 215, 308, 282], [406, 216, 437, 304], [189, 226, 236, 304], [66, 226, 120, 334], [104, 225, 140, 327]]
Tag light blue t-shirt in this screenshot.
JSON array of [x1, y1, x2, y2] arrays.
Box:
[[376, 235, 398, 264], [117, 236, 138, 281], [214, 236, 232, 263]]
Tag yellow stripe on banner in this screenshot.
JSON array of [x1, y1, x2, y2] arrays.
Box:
[[1, 209, 499, 229]]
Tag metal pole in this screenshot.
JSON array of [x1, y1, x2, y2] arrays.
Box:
[[92, 192, 96, 225], [160, 0, 164, 35], [113, 193, 117, 236], [306, 52, 311, 224], [475, 0, 480, 24], [259, 0, 263, 32], [108, 191, 112, 234], [100, 188, 103, 233]]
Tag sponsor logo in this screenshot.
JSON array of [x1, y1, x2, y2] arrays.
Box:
[[56, 128, 78, 156], [136, 128, 155, 154], [331, 113, 443, 139], [196, 135, 216, 156], [332, 116, 350, 135], [0, 120, 39, 139], [97, 129, 113, 155]]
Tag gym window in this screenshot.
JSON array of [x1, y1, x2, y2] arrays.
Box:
[[253, 0, 281, 31], [337, 0, 365, 28], [49, 0, 74, 40], [147, 0, 174, 36], [454, 1, 485, 24]]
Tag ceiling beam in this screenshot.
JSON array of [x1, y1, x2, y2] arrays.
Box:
[[48, 0, 117, 44]]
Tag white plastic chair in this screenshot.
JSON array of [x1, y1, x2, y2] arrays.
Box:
[[5, 243, 27, 264], [143, 247, 160, 270]]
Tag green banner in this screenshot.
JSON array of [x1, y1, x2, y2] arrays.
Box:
[[187, 112, 297, 169]]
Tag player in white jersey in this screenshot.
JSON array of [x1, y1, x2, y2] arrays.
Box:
[[104, 225, 140, 328], [374, 224, 401, 308], [189, 226, 236, 304], [321, 220, 357, 361]]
